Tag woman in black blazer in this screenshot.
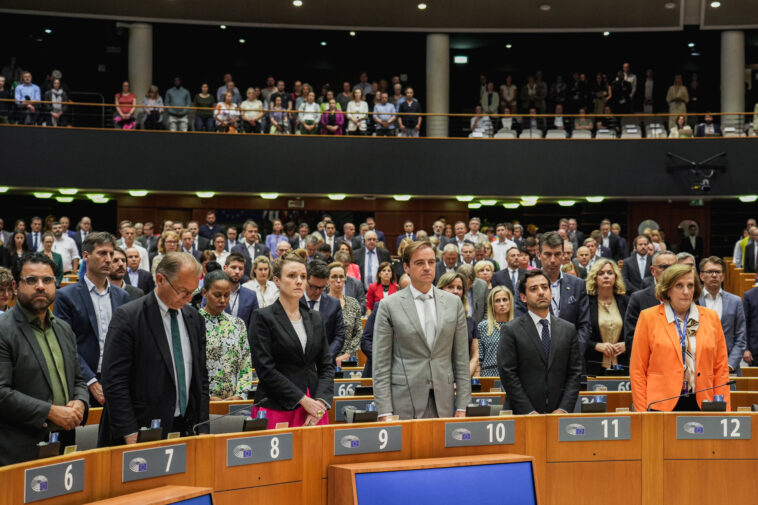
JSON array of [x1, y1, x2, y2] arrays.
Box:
[[248, 252, 334, 428], [585, 258, 630, 376]]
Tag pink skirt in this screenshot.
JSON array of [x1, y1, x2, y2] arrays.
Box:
[[251, 391, 329, 429]]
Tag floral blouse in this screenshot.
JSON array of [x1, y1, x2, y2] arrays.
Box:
[[339, 296, 362, 356], [200, 309, 253, 398]]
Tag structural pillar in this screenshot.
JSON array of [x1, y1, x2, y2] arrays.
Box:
[[426, 33, 449, 138], [720, 30, 744, 129], [128, 23, 153, 106]]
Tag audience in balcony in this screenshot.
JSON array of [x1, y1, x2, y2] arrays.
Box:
[[42, 78, 69, 127], [192, 83, 216, 132], [165, 76, 191, 132], [695, 113, 722, 137], [214, 90, 239, 133], [240, 87, 264, 133], [113, 81, 136, 129], [140, 85, 164, 130], [500, 75, 518, 113], [666, 73, 690, 128], [14, 71, 40, 125], [320, 99, 344, 135]]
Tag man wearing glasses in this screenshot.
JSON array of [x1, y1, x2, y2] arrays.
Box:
[[698, 256, 747, 374], [0, 253, 89, 465], [98, 252, 209, 446], [302, 259, 345, 363], [624, 250, 676, 354]]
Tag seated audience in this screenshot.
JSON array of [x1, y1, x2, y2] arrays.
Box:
[[215, 90, 239, 133], [573, 107, 593, 131], [469, 104, 492, 137]]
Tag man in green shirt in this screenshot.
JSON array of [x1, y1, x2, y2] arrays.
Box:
[[0, 253, 88, 466]]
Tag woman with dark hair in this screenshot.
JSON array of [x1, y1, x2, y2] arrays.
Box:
[[585, 258, 629, 376], [200, 269, 252, 400], [193, 83, 216, 131], [366, 261, 398, 314], [211, 233, 229, 267], [249, 253, 334, 427], [336, 242, 361, 280], [40, 232, 64, 286], [327, 262, 362, 365], [8, 230, 29, 269], [114, 81, 136, 129], [268, 95, 289, 134]]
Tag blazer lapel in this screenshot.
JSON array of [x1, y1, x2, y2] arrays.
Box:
[[273, 301, 306, 358], [302, 306, 316, 358], [661, 306, 684, 364], [431, 288, 445, 349], [548, 315, 561, 369], [14, 308, 54, 392], [76, 280, 99, 336], [146, 293, 178, 384], [399, 289, 430, 351], [521, 316, 547, 366]]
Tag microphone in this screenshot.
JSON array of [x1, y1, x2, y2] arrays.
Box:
[[646, 380, 735, 412], [394, 333, 418, 420], [192, 397, 267, 434]]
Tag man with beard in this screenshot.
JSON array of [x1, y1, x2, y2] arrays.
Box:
[[109, 247, 144, 301]]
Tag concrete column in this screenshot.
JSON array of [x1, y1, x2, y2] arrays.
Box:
[[128, 23, 153, 106], [426, 33, 449, 137], [720, 30, 745, 129]]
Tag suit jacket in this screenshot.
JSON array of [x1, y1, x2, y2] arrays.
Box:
[[744, 288, 758, 357], [289, 236, 308, 250], [195, 236, 210, 251], [514, 274, 591, 353], [470, 278, 488, 322], [373, 230, 386, 244], [367, 282, 399, 312], [248, 300, 334, 411], [231, 242, 271, 277], [72, 231, 87, 255], [121, 283, 145, 301], [228, 286, 260, 331], [630, 304, 731, 412], [621, 253, 652, 294], [372, 287, 472, 419], [695, 123, 722, 137], [679, 236, 704, 261], [600, 234, 622, 260], [302, 294, 345, 358], [53, 278, 131, 383], [599, 245, 613, 259], [26, 231, 44, 251], [142, 235, 159, 254], [586, 293, 630, 375], [337, 235, 362, 251], [395, 233, 417, 250], [698, 291, 747, 372], [0, 307, 90, 465], [98, 293, 209, 445], [497, 313, 582, 414], [198, 223, 224, 240], [181, 247, 204, 262], [360, 300, 379, 378], [0, 230, 12, 248], [125, 268, 155, 293], [623, 285, 659, 353], [434, 261, 461, 284], [353, 247, 392, 287], [491, 267, 527, 294], [617, 235, 628, 258], [745, 242, 758, 274]]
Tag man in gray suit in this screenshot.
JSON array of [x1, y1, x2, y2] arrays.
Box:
[[699, 256, 747, 374], [373, 241, 472, 420], [497, 269, 582, 414], [0, 253, 89, 465]]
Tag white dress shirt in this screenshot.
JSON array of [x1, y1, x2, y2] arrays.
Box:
[[124, 241, 150, 272], [52, 235, 80, 272], [83, 276, 113, 377], [242, 279, 279, 308], [703, 289, 723, 319], [290, 318, 308, 352], [155, 293, 193, 417], [492, 239, 517, 270], [409, 283, 436, 340], [637, 253, 648, 278]]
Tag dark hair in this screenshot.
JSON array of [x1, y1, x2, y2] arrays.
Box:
[[225, 252, 245, 266], [12, 252, 59, 282], [12, 230, 29, 252], [318, 243, 332, 254], [539, 231, 564, 252], [212, 233, 226, 246], [272, 251, 306, 278], [336, 241, 355, 261], [307, 259, 330, 279], [699, 256, 725, 273], [374, 261, 395, 285], [202, 268, 229, 291], [205, 260, 223, 274], [524, 237, 538, 248], [518, 269, 549, 295], [112, 246, 126, 258], [82, 231, 117, 255]]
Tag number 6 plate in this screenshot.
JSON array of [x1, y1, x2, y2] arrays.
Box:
[[24, 459, 84, 503]]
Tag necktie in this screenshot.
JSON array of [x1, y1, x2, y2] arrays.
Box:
[[540, 319, 551, 359], [639, 256, 646, 277], [168, 309, 187, 416], [511, 270, 518, 289], [308, 300, 316, 310], [33, 233, 38, 250], [418, 293, 436, 349], [366, 250, 374, 285]]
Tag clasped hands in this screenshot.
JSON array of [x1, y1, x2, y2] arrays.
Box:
[[300, 396, 328, 426], [48, 400, 86, 431], [596, 341, 625, 358]]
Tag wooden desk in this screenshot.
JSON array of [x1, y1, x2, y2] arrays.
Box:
[[86, 485, 212, 505]]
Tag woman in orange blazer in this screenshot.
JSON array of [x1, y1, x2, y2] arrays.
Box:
[[630, 264, 730, 412]]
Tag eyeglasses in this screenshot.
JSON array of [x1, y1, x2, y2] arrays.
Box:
[[20, 276, 55, 286], [702, 270, 723, 276], [164, 275, 194, 298], [308, 283, 327, 291], [654, 263, 673, 271], [0, 286, 14, 294]]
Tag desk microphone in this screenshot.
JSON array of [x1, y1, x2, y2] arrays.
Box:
[[646, 380, 735, 411], [394, 333, 417, 420], [192, 397, 267, 434]]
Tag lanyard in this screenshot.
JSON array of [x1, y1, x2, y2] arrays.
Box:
[[673, 309, 689, 364]]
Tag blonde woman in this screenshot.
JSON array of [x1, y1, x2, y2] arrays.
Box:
[[151, 230, 179, 280], [476, 286, 515, 376], [585, 258, 629, 376], [474, 261, 494, 290], [437, 271, 479, 376], [243, 255, 279, 308]]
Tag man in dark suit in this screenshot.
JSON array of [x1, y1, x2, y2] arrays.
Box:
[[492, 245, 526, 294], [53, 232, 131, 406], [337, 222, 362, 251], [0, 253, 89, 465], [109, 247, 145, 301], [497, 269, 582, 414], [744, 227, 758, 274], [458, 264, 487, 323], [98, 252, 209, 446], [179, 229, 204, 261], [395, 220, 417, 250], [303, 260, 345, 360], [515, 232, 591, 355], [365, 216, 386, 244], [623, 250, 676, 352], [353, 231, 391, 290], [290, 223, 310, 250], [188, 221, 210, 251], [598, 222, 622, 260], [225, 226, 240, 252], [679, 224, 704, 263], [568, 218, 585, 254], [0, 217, 12, 248], [72, 216, 92, 256], [198, 210, 224, 240], [231, 220, 270, 277], [26, 216, 43, 252], [434, 243, 462, 284], [430, 220, 450, 248], [323, 221, 340, 257], [743, 286, 758, 367], [140, 222, 159, 253], [124, 247, 156, 293], [223, 253, 260, 330], [694, 113, 722, 137], [621, 235, 653, 294]]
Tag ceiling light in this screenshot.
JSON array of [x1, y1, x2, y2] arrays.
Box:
[[480, 199, 498, 206], [417, 3, 427, 9], [468, 203, 482, 209], [505, 44, 512, 49], [521, 196, 539, 203], [520, 200, 537, 207], [238, 38, 246, 44], [454, 55, 468, 64], [349, 31, 356, 36], [393, 195, 412, 201], [85, 193, 105, 200], [539, 4, 551, 11], [91, 196, 109, 204], [328, 194, 346, 200], [710, 1, 721, 7], [603, 31, 611, 37], [738, 195, 758, 203], [586, 196, 605, 203], [456, 195, 474, 202], [664, 2, 676, 9], [0, 186, 8, 193], [688, 42, 695, 48], [44, 28, 52, 34], [219, 24, 227, 30], [260, 193, 279, 199], [34, 192, 53, 199], [691, 52, 701, 56], [503, 203, 520, 209], [59, 188, 78, 195], [557, 200, 576, 207], [320, 41, 327, 46], [128, 190, 148, 197], [196, 191, 215, 198], [56, 196, 74, 203], [293, 0, 303, 5]]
